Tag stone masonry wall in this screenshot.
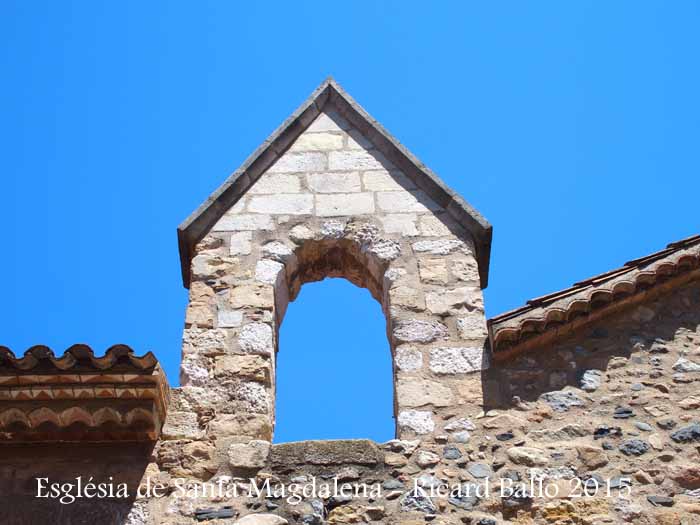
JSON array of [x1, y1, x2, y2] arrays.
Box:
[[123, 278, 700, 525], [133, 107, 700, 525]]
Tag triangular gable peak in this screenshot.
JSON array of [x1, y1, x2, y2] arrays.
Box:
[[178, 77, 492, 288]]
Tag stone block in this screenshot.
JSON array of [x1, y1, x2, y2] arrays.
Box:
[[362, 170, 415, 191], [207, 414, 273, 441], [393, 319, 448, 343], [230, 285, 274, 309], [418, 258, 449, 284], [376, 190, 440, 213], [456, 314, 488, 340], [228, 440, 271, 469], [328, 150, 391, 171], [397, 378, 455, 407], [238, 323, 273, 355], [394, 345, 423, 372], [214, 354, 270, 383], [425, 287, 483, 315], [248, 194, 313, 215], [390, 285, 425, 311], [162, 411, 202, 440], [419, 215, 451, 236], [289, 132, 344, 151], [412, 239, 465, 255], [307, 172, 361, 193], [213, 214, 274, 232], [429, 347, 484, 374], [397, 410, 435, 435], [379, 214, 418, 235], [270, 439, 383, 466], [230, 231, 252, 255], [507, 446, 549, 467], [267, 152, 326, 173], [249, 174, 301, 194], [315, 193, 374, 216], [217, 308, 243, 328], [255, 259, 284, 284]]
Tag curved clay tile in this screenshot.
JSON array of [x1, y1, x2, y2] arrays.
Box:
[[28, 407, 62, 429], [489, 235, 700, 356], [0, 344, 157, 373], [92, 407, 123, 428], [60, 407, 94, 428], [0, 408, 31, 430]]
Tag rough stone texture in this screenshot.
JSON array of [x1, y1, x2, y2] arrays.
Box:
[[96, 98, 700, 525], [228, 440, 271, 469]]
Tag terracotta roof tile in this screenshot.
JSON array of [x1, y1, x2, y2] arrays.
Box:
[[488, 234, 700, 359]]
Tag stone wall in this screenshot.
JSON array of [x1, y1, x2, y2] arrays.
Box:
[[167, 105, 489, 454], [132, 279, 699, 524], [136, 106, 700, 524]]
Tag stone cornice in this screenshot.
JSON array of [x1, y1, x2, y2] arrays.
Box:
[[0, 345, 169, 442]]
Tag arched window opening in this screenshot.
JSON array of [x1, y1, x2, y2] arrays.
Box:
[[274, 278, 394, 443]]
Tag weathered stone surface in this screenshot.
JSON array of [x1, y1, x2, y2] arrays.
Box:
[[670, 464, 700, 489], [315, 192, 374, 216], [307, 172, 361, 193], [394, 346, 423, 371], [218, 308, 243, 328], [249, 173, 301, 194], [255, 259, 284, 284], [456, 315, 488, 340], [418, 258, 448, 284], [619, 439, 650, 456], [673, 358, 700, 372], [237, 381, 270, 413], [268, 151, 326, 173], [507, 447, 549, 467], [412, 239, 465, 255], [576, 445, 608, 469], [238, 323, 273, 354], [671, 423, 700, 443], [418, 215, 452, 236], [214, 354, 269, 382], [230, 285, 274, 309], [398, 410, 435, 434], [162, 412, 202, 440], [290, 132, 344, 152], [580, 369, 603, 392], [214, 213, 274, 231], [270, 440, 383, 466], [234, 514, 288, 525], [262, 241, 294, 261], [379, 214, 418, 235], [228, 440, 271, 469], [362, 169, 415, 191], [426, 287, 483, 315], [249, 194, 314, 215], [415, 450, 440, 467], [376, 190, 438, 213], [230, 231, 253, 255], [393, 319, 448, 343], [397, 378, 455, 407], [540, 390, 584, 412], [328, 149, 389, 171], [429, 347, 484, 374]]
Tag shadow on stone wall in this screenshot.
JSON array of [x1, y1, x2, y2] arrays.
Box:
[[482, 280, 700, 410], [0, 442, 153, 525]]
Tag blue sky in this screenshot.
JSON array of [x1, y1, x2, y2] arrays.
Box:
[[1, 2, 698, 443]]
